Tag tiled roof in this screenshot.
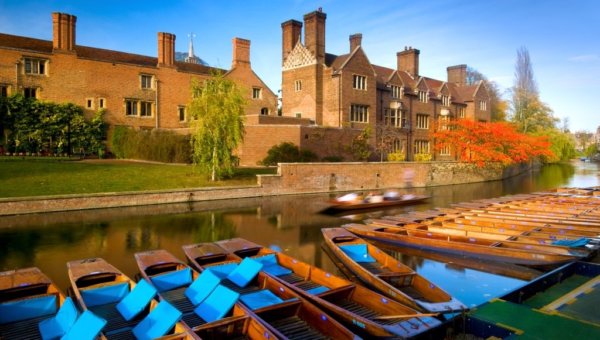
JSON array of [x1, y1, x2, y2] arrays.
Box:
[[455, 84, 478, 102], [0, 33, 53, 53], [422, 77, 444, 93], [371, 64, 394, 85], [326, 53, 350, 70], [76, 46, 157, 67]]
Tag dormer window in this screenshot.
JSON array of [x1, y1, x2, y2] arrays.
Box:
[[418, 91, 428, 103], [140, 74, 154, 89], [441, 95, 450, 106], [391, 85, 400, 99], [353, 75, 367, 90], [479, 100, 487, 111]]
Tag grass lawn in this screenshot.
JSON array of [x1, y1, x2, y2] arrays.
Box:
[[0, 158, 277, 198]]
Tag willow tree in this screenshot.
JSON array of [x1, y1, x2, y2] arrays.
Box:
[[189, 73, 246, 181]]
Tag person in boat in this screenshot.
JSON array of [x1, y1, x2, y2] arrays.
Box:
[[383, 190, 401, 201]]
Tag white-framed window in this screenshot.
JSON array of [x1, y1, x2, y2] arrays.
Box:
[[261, 107, 269, 115], [441, 95, 450, 106], [98, 98, 106, 109], [439, 115, 450, 130], [391, 85, 401, 99], [85, 98, 94, 109], [24, 58, 47, 75], [140, 101, 153, 117], [416, 114, 429, 129], [458, 106, 466, 118], [418, 90, 428, 103], [479, 100, 487, 111], [414, 140, 430, 154], [125, 99, 138, 116], [384, 108, 406, 128], [178, 106, 186, 122], [252, 87, 262, 99], [353, 75, 366, 90], [140, 74, 154, 89], [294, 80, 302, 92], [24, 87, 37, 99], [295, 113, 302, 118], [440, 144, 451, 155], [0, 85, 9, 97], [350, 104, 368, 122], [392, 139, 405, 153]]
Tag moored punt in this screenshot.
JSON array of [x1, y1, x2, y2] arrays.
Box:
[[182, 242, 359, 340], [344, 224, 577, 267], [321, 228, 466, 313], [67, 257, 190, 339], [321, 194, 429, 213], [0, 267, 104, 340], [216, 237, 442, 338]]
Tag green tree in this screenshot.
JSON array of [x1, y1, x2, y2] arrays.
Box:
[[350, 126, 372, 161], [189, 73, 246, 181], [260, 142, 317, 165], [534, 128, 576, 163]]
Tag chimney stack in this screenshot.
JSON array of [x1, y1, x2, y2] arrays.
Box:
[[232, 38, 251, 68], [281, 20, 303, 63], [447, 64, 467, 85], [158, 32, 176, 67], [52, 12, 76, 51], [349, 33, 362, 52], [397, 47, 420, 78], [303, 10, 327, 63]]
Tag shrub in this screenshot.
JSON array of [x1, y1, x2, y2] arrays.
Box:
[[110, 126, 191, 163], [414, 153, 432, 162], [322, 155, 344, 162], [387, 152, 406, 162], [261, 142, 318, 165]]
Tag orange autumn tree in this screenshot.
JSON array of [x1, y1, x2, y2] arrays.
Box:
[[434, 120, 554, 167]]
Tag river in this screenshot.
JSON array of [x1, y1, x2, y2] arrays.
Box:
[[0, 161, 598, 308]]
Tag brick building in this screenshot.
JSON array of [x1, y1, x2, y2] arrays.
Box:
[[280, 9, 491, 161], [0, 12, 277, 136]]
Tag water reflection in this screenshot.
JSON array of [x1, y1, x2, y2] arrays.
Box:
[[0, 162, 597, 300]]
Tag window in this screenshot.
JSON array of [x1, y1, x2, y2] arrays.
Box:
[[350, 104, 368, 122], [85, 98, 94, 109], [178, 106, 186, 122], [295, 113, 302, 118], [0, 85, 8, 97], [260, 107, 269, 115], [252, 87, 262, 99], [24, 87, 37, 99], [140, 101, 153, 117], [24, 58, 46, 75], [294, 80, 302, 92], [439, 115, 450, 130], [479, 100, 487, 111], [392, 139, 405, 153], [353, 75, 366, 90], [125, 99, 138, 116], [418, 90, 428, 103], [439, 144, 451, 155], [416, 114, 429, 129], [441, 95, 450, 106], [414, 140, 430, 154], [99, 98, 106, 109], [384, 109, 406, 128], [140, 75, 154, 89], [458, 107, 466, 118], [391, 85, 401, 99]]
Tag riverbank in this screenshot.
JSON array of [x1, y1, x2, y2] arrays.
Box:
[[0, 161, 533, 216]]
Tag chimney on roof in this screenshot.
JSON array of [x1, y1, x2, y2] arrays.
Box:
[[232, 37, 251, 69], [447, 64, 467, 86], [158, 32, 176, 67], [397, 47, 420, 78], [281, 19, 303, 64], [303, 10, 327, 63], [349, 33, 362, 52], [52, 12, 76, 52]]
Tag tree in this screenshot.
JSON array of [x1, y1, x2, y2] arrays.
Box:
[[260, 142, 317, 165], [466, 67, 508, 122], [189, 72, 246, 181], [573, 130, 594, 151], [350, 126, 372, 161]]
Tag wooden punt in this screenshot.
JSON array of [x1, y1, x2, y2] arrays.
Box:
[[321, 228, 466, 313], [0, 267, 67, 339], [343, 224, 578, 267], [67, 257, 189, 339], [216, 238, 442, 338], [322, 194, 429, 213], [182, 242, 359, 339]]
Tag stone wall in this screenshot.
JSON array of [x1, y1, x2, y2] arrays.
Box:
[[0, 161, 531, 216]]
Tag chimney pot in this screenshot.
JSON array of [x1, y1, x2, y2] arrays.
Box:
[[52, 12, 76, 51], [349, 33, 362, 52], [232, 37, 251, 68], [158, 32, 176, 67], [397, 47, 420, 78]]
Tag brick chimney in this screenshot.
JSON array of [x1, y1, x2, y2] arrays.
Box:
[[447, 64, 467, 85], [281, 19, 302, 63], [232, 38, 250, 68], [349, 33, 362, 52], [397, 47, 420, 78], [303, 10, 326, 63], [52, 12, 76, 51], [158, 32, 175, 67]]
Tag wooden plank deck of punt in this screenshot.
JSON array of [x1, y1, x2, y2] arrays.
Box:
[[472, 210, 600, 227], [449, 211, 600, 229], [448, 217, 600, 237]]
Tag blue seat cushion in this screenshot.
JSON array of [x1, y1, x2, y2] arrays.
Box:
[[39, 297, 78, 340], [226, 258, 263, 288], [206, 263, 238, 279], [132, 300, 182, 340], [150, 268, 192, 292], [61, 310, 107, 340], [81, 282, 129, 307], [552, 237, 589, 247], [262, 264, 293, 277], [306, 286, 329, 295], [185, 269, 221, 306], [240, 289, 284, 310], [339, 244, 376, 263], [254, 254, 278, 266], [194, 285, 239, 323], [116, 279, 157, 321], [0, 294, 57, 324]]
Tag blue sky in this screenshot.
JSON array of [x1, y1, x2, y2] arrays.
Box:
[[1, 0, 598, 132]]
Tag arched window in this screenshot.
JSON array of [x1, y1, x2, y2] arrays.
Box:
[[260, 107, 269, 115]]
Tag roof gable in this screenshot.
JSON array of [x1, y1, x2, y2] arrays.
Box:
[[334, 46, 376, 76], [282, 42, 317, 71]]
